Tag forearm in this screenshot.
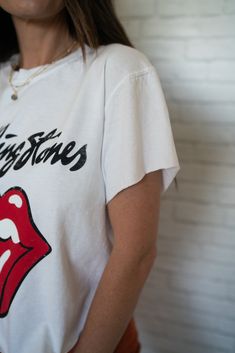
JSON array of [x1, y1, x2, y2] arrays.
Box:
[[71, 246, 156, 353]]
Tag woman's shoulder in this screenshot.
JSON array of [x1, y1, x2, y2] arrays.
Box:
[[96, 43, 155, 97], [98, 43, 155, 79]]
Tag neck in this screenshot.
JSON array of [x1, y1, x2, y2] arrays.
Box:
[[12, 11, 76, 69]]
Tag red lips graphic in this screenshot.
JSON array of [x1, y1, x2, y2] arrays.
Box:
[[0, 187, 52, 317]]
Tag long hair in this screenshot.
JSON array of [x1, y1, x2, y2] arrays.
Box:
[[0, 0, 178, 191], [0, 0, 134, 63]]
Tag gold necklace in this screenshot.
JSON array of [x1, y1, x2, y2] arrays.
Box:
[[8, 40, 79, 101]]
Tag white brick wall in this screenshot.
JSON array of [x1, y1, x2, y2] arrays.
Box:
[[115, 1, 235, 352]]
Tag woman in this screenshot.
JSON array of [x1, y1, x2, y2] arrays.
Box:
[[0, 1, 180, 353]]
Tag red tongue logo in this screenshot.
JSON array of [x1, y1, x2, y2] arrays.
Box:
[[0, 187, 52, 317]]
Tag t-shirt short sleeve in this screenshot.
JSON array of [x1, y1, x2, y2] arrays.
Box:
[[101, 65, 180, 205]]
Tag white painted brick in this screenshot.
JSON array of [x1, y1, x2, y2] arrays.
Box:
[[178, 162, 235, 187], [168, 103, 235, 123], [117, 2, 235, 352], [158, 237, 235, 265], [173, 122, 235, 144], [163, 82, 235, 102], [136, 325, 212, 353], [224, 0, 235, 14], [192, 144, 235, 165], [186, 39, 235, 59], [119, 19, 141, 39], [175, 141, 195, 161], [137, 318, 235, 351], [153, 60, 208, 80], [115, 0, 155, 17], [176, 142, 235, 165], [225, 208, 235, 226], [156, 0, 225, 16], [142, 271, 169, 290], [138, 299, 235, 335], [154, 254, 235, 292], [135, 38, 185, 59], [174, 201, 225, 226], [169, 274, 235, 303], [165, 180, 235, 206], [209, 61, 235, 81], [158, 220, 235, 247], [135, 330, 231, 353], [174, 323, 234, 352], [141, 16, 235, 37], [159, 199, 175, 219]]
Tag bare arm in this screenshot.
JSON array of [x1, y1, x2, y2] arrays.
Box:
[[69, 170, 162, 353]]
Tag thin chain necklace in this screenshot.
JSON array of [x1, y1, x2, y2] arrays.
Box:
[[8, 40, 79, 101]]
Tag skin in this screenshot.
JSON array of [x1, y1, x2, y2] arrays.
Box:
[[72, 170, 162, 353], [1, 1, 163, 352], [0, 0, 78, 69]]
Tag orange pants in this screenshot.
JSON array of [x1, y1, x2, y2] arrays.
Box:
[[113, 318, 141, 353]]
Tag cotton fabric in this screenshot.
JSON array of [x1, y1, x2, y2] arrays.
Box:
[[0, 43, 180, 353]]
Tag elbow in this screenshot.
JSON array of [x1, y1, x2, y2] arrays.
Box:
[[139, 245, 157, 271], [112, 242, 157, 273], [134, 246, 157, 283]]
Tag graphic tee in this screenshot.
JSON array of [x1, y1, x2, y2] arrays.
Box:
[[0, 43, 180, 353]]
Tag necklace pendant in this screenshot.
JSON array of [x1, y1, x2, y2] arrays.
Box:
[[11, 93, 18, 100]]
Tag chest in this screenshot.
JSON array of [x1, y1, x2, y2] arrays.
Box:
[[0, 75, 106, 218]]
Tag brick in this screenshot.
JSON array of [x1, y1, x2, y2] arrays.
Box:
[[134, 330, 231, 353], [224, 0, 235, 13], [115, 0, 155, 17], [178, 162, 235, 187], [168, 103, 235, 123], [142, 271, 169, 290], [208, 61, 235, 81], [187, 39, 235, 59], [163, 82, 235, 102], [176, 142, 235, 165], [158, 220, 235, 247], [165, 179, 235, 206], [135, 38, 185, 59], [158, 237, 235, 265], [225, 208, 235, 226], [116, 2, 235, 351], [119, 19, 141, 39], [138, 318, 235, 351], [137, 300, 235, 336], [151, 296, 234, 330], [156, 0, 225, 16], [174, 201, 225, 226], [155, 254, 235, 289], [153, 60, 208, 81], [175, 141, 194, 161], [141, 16, 235, 37], [154, 254, 235, 292], [159, 199, 175, 220], [169, 274, 235, 303], [173, 122, 235, 144]]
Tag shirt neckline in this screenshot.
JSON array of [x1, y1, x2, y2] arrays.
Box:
[[8, 44, 92, 83]]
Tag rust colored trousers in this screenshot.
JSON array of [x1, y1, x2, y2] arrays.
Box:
[[113, 318, 141, 353]]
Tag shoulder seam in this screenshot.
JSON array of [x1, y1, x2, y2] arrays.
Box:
[[104, 65, 155, 112]]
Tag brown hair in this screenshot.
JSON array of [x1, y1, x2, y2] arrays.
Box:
[[0, 0, 178, 191]]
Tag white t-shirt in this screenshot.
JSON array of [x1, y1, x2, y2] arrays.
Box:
[[0, 43, 180, 353]]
